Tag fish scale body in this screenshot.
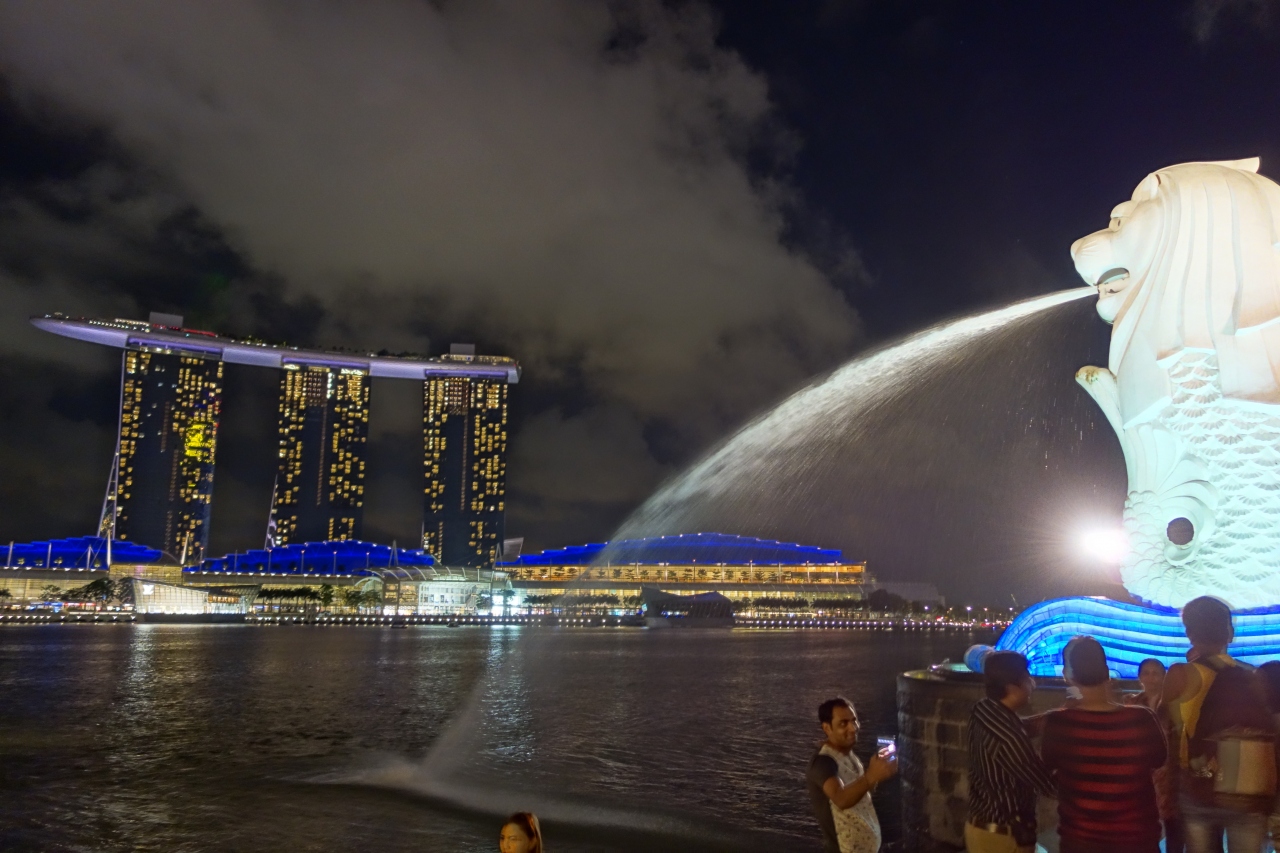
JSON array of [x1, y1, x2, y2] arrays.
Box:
[[1121, 351, 1280, 608]]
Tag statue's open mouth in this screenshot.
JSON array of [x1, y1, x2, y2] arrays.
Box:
[[1096, 267, 1130, 294]]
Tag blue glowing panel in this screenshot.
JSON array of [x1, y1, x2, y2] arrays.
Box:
[[495, 532, 845, 567], [994, 596, 1280, 678]]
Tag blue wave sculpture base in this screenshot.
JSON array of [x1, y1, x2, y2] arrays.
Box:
[[993, 596, 1280, 678]]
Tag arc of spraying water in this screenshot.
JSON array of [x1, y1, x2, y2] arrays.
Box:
[[611, 286, 1096, 542]]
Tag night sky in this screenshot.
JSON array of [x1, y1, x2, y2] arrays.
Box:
[[0, 1, 1276, 603]]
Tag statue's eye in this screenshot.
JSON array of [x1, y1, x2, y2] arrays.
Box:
[[1109, 217, 1124, 230]]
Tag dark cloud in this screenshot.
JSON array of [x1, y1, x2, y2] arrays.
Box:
[[0, 354, 117, 541], [0, 0, 861, 554]]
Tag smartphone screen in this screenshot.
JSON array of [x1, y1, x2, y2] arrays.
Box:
[[876, 736, 896, 754]]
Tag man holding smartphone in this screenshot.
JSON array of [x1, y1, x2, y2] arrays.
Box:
[[807, 697, 898, 853]]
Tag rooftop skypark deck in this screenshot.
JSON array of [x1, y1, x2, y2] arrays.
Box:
[[31, 315, 521, 383]]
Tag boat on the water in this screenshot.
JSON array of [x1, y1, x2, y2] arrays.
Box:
[[641, 588, 734, 628]]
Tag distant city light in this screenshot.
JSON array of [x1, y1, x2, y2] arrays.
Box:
[[1079, 527, 1128, 564]]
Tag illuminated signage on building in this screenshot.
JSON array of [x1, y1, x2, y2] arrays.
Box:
[[114, 349, 222, 563]]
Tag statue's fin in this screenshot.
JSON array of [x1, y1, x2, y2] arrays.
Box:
[[1076, 365, 1123, 436]]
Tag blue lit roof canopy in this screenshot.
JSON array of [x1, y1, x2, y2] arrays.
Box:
[[198, 540, 436, 578], [497, 532, 852, 567], [0, 537, 165, 569]]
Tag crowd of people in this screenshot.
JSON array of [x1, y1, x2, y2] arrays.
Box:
[[507, 594, 1279, 853], [808, 595, 1280, 853]]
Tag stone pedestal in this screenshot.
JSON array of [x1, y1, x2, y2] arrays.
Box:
[[897, 668, 1073, 852]]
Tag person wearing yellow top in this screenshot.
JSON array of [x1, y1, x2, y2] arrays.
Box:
[[1162, 596, 1274, 853]]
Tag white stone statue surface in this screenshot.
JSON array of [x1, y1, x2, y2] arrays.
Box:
[[1073, 157, 1280, 608]]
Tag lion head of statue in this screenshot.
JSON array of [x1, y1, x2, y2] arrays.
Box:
[[1071, 157, 1280, 427]]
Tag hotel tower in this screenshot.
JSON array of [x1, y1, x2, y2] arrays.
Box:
[[111, 346, 223, 563], [273, 363, 370, 545], [422, 345, 510, 568]]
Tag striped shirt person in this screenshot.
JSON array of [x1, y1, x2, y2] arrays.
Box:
[[966, 651, 1056, 853], [1043, 636, 1166, 853]]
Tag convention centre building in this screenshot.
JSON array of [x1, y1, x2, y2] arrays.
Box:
[[0, 532, 875, 616]]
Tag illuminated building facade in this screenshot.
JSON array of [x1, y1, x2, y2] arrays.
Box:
[[113, 348, 222, 563], [423, 349, 510, 568], [498, 532, 871, 606], [274, 363, 370, 544]]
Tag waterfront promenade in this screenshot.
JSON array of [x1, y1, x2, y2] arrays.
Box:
[[0, 610, 1005, 631]]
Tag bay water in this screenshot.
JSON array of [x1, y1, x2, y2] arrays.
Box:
[[0, 624, 977, 851]]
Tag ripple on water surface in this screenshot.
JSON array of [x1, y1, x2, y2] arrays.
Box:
[[0, 624, 973, 851]]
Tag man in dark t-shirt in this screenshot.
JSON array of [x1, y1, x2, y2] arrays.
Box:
[[807, 697, 897, 853]]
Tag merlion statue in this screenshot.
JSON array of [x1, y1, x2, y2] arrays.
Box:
[[1072, 157, 1280, 608]]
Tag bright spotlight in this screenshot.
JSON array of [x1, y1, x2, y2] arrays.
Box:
[[1080, 528, 1129, 564]]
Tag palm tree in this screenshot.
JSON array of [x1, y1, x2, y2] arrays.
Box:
[[341, 586, 381, 613], [81, 577, 117, 608]]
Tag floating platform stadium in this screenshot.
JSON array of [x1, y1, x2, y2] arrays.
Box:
[[0, 532, 881, 616]]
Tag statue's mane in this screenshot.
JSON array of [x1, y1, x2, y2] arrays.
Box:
[[1111, 158, 1280, 426]]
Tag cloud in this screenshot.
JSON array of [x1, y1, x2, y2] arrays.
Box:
[[510, 406, 669, 505], [0, 353, 118, 540], [1188, 0, 1276, 42], [0, 0, 863, 550], [0, 1, 859, 395]]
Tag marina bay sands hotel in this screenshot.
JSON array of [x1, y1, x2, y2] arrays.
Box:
[[32, 313, 520, 568]]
